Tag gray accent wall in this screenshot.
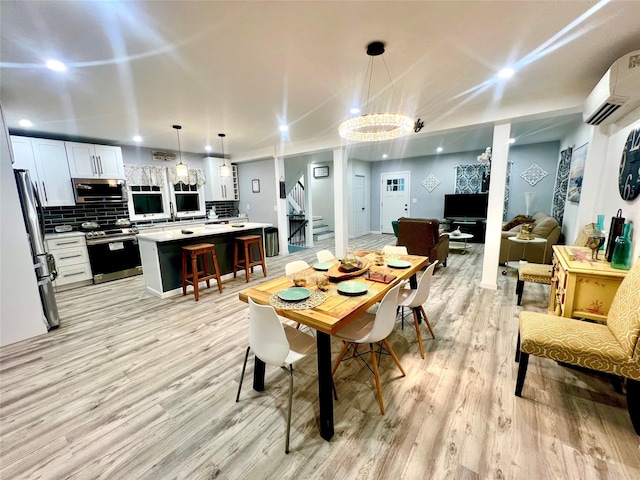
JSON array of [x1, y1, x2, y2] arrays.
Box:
[[367, 141, 561, 228], [237, 158, 277, 226], [505, 141, 560, 219], [368, 150, 481, 227]]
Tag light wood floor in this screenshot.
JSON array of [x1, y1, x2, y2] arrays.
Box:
[[1, 234, 638, 479]]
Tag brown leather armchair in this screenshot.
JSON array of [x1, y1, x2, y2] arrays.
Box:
[[396, 217, 448, 267]]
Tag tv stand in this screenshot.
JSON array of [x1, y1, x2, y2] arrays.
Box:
[[443, 218, 486, 243]]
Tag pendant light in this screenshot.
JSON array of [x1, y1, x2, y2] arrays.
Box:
[[218, 133, 230, 177], [339, 41, 413, 142], [173, 124, 189, 177]]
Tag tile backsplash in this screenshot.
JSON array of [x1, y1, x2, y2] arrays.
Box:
[[43, 201, 239, 233], [43, 204, 129, 233]]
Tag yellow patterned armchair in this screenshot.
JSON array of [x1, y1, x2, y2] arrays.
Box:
[[515, 258, 640, 435]]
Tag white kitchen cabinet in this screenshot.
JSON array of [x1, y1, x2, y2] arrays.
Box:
[[11, 136, 75, 207], [65, 141, 124, 179], [46, 234, 93, 290], [204, 157, 238, 201]]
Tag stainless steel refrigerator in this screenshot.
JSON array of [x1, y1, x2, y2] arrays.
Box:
[[14, 169, 60, 330]]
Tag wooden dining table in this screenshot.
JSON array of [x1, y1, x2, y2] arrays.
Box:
[[238, 250, 429, 441]]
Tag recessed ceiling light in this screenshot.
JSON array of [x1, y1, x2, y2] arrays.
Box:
[[498, 67, 515, 79], [382, 154, 388, 159], [19, 119, 33, 127], [133, 135, 142, 143], [436, 147, 443, 153], [509, 138, 516, 144], [350, 107, 360, 115], [45, 59, 67, 72], [205, 145, 212, 152], [279, 125, 289, 133]]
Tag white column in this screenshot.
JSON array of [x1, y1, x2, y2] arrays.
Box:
[[333, 147, 348, 257], [305, 163, 313, 247], [480, 122, 511, 290], [273, 154, 289, 256]]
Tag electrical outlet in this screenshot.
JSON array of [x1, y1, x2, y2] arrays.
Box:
[[246, 204, 250, 210], [274, 205, 277, 211], [412, 198, 417, 203]]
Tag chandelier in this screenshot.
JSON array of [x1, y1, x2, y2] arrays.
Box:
[[173, 125, 189, 177], [339, 41, 413, 143]]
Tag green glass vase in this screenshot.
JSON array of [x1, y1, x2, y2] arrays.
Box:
[[611, 223, 632, 270]]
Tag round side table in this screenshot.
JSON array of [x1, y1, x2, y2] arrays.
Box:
[[446, 232, 474, 255], [502, 236, 547, 275]]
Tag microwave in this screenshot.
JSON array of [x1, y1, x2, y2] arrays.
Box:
[[72, 178, 127, 203]]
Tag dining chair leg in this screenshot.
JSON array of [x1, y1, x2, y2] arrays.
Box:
[[369, 343, 385, 415], [332, 342, 351, 376], [412, 310, 425, 359], [236, 346, 251, 402], [420, 306, 435, 339], [515, 352, 529, 397], [281, 365, 294, 454], [383, 339, 406, 376]]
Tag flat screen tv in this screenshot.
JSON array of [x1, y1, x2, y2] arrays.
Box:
[[443, 193, 489, 219], [175, 193, 200, 212]]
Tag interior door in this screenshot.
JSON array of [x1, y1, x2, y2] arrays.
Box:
[[380, 171, 410, 234], [353, 174, 366, 237]]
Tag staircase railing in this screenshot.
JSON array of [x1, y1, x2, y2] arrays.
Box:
[[290, 180, 305, 212], [288, 214, 308, 246]]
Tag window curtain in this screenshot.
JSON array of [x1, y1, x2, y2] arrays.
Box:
[[454, 164, 488, 194], [454, 163, 511, 218], [168, 167, 206, 186], [124, 164, 166, 186], [551, 147, 572, 226]]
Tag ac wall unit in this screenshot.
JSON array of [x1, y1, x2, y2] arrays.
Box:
[[583, 50, 640, 125]]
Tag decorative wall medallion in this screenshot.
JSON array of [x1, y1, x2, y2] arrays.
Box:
[[421, 174, 440, 192], [520, 163, 548, 186]]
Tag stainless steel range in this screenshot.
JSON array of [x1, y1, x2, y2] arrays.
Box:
[[85, 225, 142, 284]]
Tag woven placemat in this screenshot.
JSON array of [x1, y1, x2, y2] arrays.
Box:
[[269, 290, 327, 310]]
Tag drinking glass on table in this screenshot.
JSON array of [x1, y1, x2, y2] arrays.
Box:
[[315, 274, 330, 291], [293, 272, 307, 287]]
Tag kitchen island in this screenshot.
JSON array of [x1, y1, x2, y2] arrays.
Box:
[[137, 222, 272, 298]]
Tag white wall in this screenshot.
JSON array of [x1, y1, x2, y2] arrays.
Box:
[[310, 160, 334, 232], [563, 107, 640, 258], [347, 159, 372, 237], [0, 106, 48, 346]]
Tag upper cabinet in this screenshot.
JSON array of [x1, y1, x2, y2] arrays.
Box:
[[203, 158, 238, 201], [10, 136, 75, 207], [65, 142, 124, 179]]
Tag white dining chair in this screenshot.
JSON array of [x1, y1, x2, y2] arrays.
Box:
[[285, 260, 310, 276], [397, 260, 438, 358], [332, 283, 404, 415], [383, 245, 408, 255], [316, 249, 335, 264], [236, 298, 316, 454]]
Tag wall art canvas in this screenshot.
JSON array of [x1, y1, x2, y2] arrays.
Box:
[[567, 143, 588, 203], [551, 147, 572, 226]]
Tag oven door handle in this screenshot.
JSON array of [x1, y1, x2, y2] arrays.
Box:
[[86, 236, 137, 245]]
